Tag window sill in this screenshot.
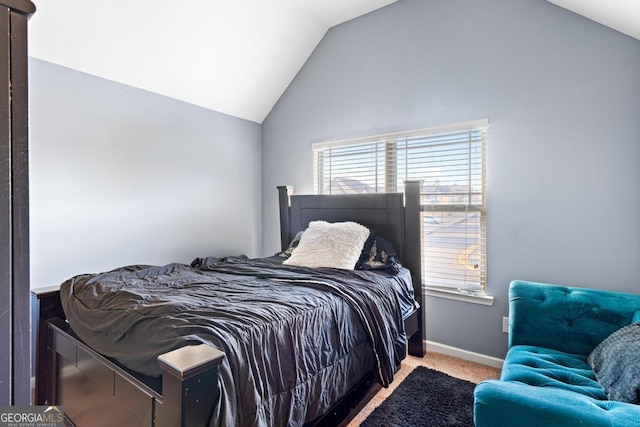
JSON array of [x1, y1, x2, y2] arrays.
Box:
[[424, 287, 495, 306]]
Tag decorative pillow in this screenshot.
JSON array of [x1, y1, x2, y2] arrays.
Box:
[[277, 230, 305, 258], [283, 220, 370, 269], [587, 322, 640, 403], [355, 232, 377, 268], [356, 235, 401, 273]]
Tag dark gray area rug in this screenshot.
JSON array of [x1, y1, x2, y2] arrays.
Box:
[[361, 366, 476, 427]]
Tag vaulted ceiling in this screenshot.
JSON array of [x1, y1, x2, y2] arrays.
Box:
[[548, 0, 640, 41], [28, 0, 639, 124], [28, 0, 397, 123]]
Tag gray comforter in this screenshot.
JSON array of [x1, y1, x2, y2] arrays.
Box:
[[60, 256, 408, 426]]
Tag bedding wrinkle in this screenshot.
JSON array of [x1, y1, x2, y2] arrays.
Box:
[[60, 256, 409, 427]]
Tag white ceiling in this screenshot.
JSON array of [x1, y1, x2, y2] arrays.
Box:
[[28, 0, 396, 123], [548, 0, 640, 41], [28, 1, 638, 124]]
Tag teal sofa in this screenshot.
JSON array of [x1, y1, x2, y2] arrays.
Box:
[[474, 280, 640, 427]]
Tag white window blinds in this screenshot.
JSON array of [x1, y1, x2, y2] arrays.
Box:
[[313, 119, 488, 294]]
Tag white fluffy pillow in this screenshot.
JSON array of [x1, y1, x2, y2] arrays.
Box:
[[283, 221, 370, 270]]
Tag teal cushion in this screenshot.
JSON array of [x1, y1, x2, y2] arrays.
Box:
[[502, 345, 606, 400]]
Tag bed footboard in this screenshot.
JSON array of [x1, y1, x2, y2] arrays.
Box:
[[32, 288, 225, 427]]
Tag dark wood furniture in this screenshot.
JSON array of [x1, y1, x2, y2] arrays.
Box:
[[33, 181, 425, 425], [277, 180, 424, 357], [0, 0, 35, 406]]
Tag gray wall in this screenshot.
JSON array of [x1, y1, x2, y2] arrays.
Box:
[[29, 59, 262, 288], [262, 0, 640, 359]]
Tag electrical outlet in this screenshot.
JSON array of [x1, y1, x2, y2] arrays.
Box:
[[502, 316, 509, 333]]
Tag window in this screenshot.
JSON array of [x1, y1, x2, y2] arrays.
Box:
[[313, 119, 488, 295]]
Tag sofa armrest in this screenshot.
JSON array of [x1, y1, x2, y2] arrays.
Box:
[[508, 280, 640, 355], [474, 380, 640, 427]]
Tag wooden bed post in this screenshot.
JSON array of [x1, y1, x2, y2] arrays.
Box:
[[31, 286, 65, 405], [277, 185, 294, 251], [404, 180, 425, 357], [156, 345, 225, 426]]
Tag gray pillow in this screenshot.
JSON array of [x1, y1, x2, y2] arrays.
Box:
[[587, 322, 640, 404]]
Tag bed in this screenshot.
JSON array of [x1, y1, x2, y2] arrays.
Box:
[[32, 181, 424, 426]]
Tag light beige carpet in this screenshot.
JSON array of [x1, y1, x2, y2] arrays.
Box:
[[342, 351, 502, 426]]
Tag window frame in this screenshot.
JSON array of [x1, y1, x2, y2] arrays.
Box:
[[313, 119, 490, 300]]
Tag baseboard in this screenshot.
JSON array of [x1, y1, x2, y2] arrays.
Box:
[[425, 340, 504, 369]]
